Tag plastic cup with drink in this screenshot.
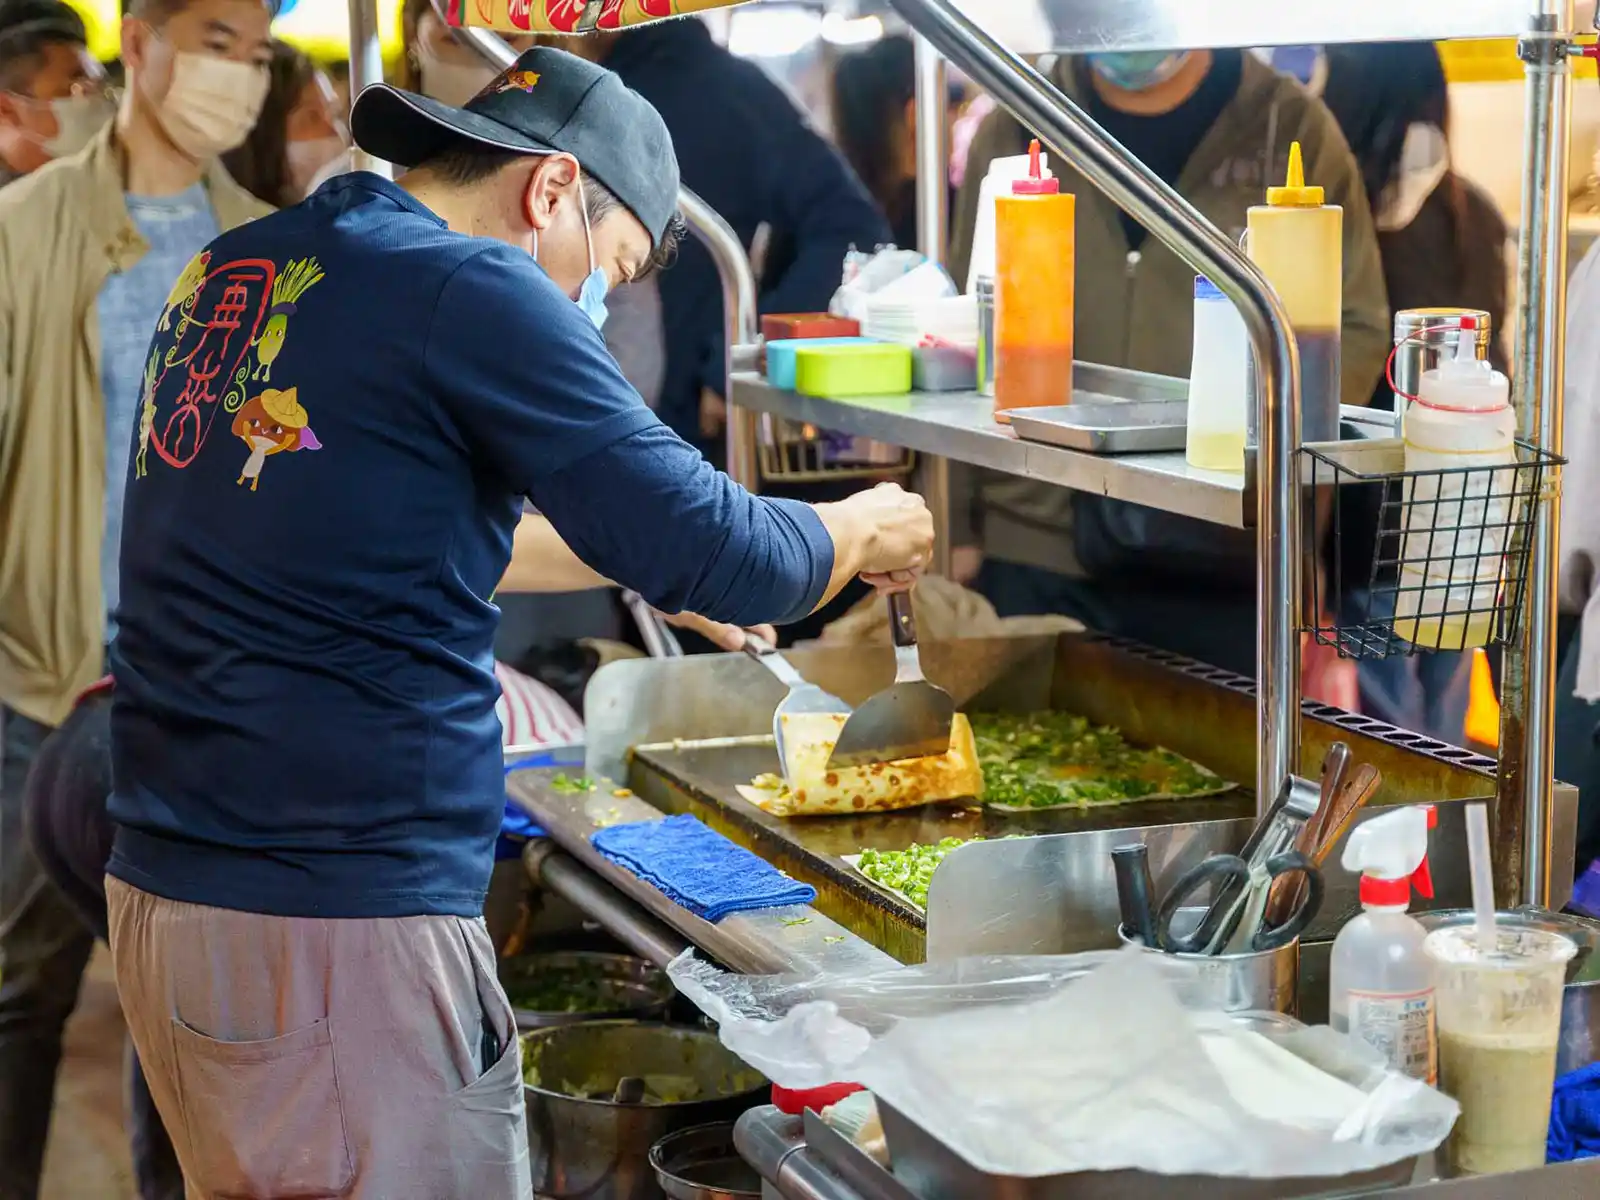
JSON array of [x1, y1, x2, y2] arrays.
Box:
[[1424, 923, 1576, 1174]]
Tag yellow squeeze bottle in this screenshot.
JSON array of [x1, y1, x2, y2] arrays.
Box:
[[1246, 142, 1343, 443]]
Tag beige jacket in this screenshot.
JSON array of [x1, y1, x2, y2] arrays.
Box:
[[0, 124, 269, 725]]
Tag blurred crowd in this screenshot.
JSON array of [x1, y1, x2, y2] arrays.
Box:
[[1, 1, 1599, 1196]]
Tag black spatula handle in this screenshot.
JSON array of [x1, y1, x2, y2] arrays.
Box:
[[888, 591, 918, 649]]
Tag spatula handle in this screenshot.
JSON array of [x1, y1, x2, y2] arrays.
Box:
[[888, 590, 918, 648]]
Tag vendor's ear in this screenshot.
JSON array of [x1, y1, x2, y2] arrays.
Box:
[[523, 152, 580, 233]]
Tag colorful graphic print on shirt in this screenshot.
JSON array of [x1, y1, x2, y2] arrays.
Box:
[[136, 253, 325, 490]]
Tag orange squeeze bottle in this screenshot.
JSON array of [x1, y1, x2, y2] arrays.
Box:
[[994, 139, 1075, 419]]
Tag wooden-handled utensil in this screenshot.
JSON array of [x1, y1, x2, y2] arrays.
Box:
[[1309, 764, 1383, 869], [1262, 753, 1376, 928]]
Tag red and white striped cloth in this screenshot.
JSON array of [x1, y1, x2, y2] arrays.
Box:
[[494, 661, 584, 749]]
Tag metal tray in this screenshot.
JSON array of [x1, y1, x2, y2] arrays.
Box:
[[1003, 401, 1189, 454]]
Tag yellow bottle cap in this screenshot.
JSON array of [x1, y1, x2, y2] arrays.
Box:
[[1266, 142, 1324, 207]]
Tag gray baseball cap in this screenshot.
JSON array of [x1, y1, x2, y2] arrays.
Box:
[[351, 47, 681, 250]]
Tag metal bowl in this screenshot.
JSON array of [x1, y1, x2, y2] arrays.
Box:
[[649, 1123, 761, 1200], [498, 951, 675, 1031], [522, 1021, 769, 1200]]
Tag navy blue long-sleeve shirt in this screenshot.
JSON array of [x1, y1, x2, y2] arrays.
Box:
[[107, 174, 833, 919], [603, 19, 890, 449]]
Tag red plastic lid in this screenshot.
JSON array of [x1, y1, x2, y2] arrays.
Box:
[[1012, 138, 1060, 195], [771, 1082, 864, 1114]]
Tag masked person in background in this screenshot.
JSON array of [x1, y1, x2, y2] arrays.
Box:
[[0, 0, 111, 187], [0, 0, 273, 1193], [948, 48, 1388, 677], [224, 38, 349, 205], [398, 0, 530, 106]]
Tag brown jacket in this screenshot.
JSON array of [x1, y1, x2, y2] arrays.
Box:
[[0, 124, 269, 725], [949, 55, 1390, 576]]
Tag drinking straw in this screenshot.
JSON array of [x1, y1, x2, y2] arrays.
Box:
[[1465, 802, 1496, 956]]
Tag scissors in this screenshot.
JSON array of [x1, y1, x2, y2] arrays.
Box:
[[1154, 849, 1325, 955]]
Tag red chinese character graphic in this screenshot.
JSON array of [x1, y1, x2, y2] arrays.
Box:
[[145, 258, 275, 470]]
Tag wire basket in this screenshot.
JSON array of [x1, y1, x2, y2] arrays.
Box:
[[756, 413, 916, 483], [1306, 439, 1561, 660]]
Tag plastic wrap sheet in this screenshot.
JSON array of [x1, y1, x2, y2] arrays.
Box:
[[669, 947, 1459, 1180]]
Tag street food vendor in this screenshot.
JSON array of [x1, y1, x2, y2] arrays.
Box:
[[104, 46, 934, 1198]]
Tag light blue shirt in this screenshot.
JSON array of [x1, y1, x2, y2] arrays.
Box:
[[97, 183, 219, 636]]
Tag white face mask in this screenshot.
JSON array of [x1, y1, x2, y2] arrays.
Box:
[[156, 51, 269, 159], [415, 44, 498, 108], [37, 91, 116, 159], [286, 136, 348, 199]]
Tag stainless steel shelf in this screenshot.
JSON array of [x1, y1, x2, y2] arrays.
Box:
[[732, 370, 1397, 530], [732, 370, 1253, 526]]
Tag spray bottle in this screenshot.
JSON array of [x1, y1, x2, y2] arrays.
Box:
[[1329, 805, 1438, 1083]]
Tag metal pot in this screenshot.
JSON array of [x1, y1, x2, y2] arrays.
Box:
[[649, 1123, 761, 1200], [499, 951, 675, 1031], [1416, 906, 1600, 1074], [523, 1021, 769, 1200], [1118, 907, 1299, 1016]]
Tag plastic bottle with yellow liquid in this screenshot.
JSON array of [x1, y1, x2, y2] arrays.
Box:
[[1246, 142, 1343, 444], [994, 139, 1075, 419]]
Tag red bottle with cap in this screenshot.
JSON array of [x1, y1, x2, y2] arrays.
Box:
[[993, 139, 1075, 419]]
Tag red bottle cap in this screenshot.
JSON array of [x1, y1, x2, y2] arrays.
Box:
[[770, 1082, 864, 1115], [1012, 138, 1059, 195]]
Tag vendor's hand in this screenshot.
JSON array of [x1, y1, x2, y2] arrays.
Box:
[[833, 482, 935, 579], [660, 610, 776, 652]]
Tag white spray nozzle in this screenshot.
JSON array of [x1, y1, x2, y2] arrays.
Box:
[[1341, 806, 1436, 906], [1342, 806, 1429, 879]]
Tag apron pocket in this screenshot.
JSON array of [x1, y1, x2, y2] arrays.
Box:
[[171, 1016, 354, 1199]]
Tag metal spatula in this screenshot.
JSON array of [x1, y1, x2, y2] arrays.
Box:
[[742, 633, 849, 780], [826, 591, 954, 769]]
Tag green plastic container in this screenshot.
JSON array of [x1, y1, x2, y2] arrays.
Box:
[[793, 342, 912, 398]]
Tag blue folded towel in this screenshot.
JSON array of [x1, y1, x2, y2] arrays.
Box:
[[590, 813, 817, 922], [1548, 1061, 1600, 1162]]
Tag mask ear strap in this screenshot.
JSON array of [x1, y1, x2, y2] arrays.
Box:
[[576, 166, 596, 276]]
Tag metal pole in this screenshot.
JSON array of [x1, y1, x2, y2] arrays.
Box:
[[1501, 2, 1574, 907], [347, 0, 390, 177], [447, 19, 763, 491], [887, 0, 1302, 812], [913, 32, 952, 576]]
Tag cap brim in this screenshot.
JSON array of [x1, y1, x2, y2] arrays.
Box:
[[350, 84, 559, 169]]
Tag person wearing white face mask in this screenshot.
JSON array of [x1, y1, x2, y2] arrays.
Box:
[[0, 0, 112, 186], [0, 0, 272, 1193], [398, 0, 531, 108], [223, 38, 350, 205], [102, 46, 934, 1198]]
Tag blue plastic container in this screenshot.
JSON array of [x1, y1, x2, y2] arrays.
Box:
[[765, 337, 877, 391]]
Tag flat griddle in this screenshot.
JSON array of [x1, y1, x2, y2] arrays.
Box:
[[626, 734, 1255, 962]]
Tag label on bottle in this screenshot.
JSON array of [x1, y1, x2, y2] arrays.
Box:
[[1347, 987, 1437, 1084]]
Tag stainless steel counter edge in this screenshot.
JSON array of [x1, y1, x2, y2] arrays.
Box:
[[733, 1106, 1600, 1200], [507, 768, 898, 978]]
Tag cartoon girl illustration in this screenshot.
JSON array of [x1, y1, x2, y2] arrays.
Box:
[[159, 250, 210, 332], [231, 387, 322, 490]]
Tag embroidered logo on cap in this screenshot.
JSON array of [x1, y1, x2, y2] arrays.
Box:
[[488, 68, 542, 95]]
